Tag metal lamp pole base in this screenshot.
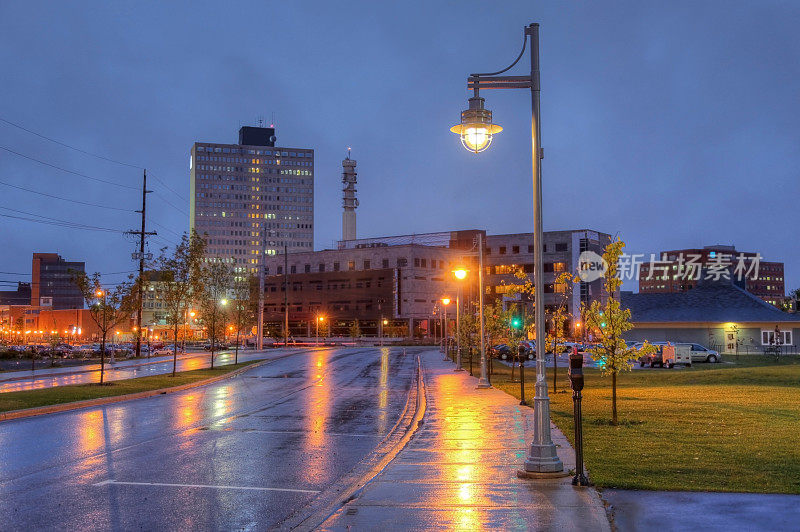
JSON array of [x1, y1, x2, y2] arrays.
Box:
[[519, 373, 564, 474]]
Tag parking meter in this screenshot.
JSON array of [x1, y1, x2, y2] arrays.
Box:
[[568, 345, 589, 486], [568, 347, 584, 392]]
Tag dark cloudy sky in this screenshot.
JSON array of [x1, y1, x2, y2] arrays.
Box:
[[1, 1, 798, 292]]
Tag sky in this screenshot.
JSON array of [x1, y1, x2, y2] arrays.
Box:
[[1, 1, 798, 293]]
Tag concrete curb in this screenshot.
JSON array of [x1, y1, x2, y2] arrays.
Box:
[[0, 358, 270, 423], [277, 354, 427, 532]]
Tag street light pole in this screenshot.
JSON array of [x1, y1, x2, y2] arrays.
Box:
[[524, 23, 563, 475], [455, 282, 463, 371], [452, 23, 562, 474], [477, 232, 490, 388], [441, 298, 450, 361]]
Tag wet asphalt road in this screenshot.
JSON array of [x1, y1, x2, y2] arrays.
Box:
[[0, 347, 417, 530]]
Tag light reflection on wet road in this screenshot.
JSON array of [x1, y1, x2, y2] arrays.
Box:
[[0, 350, 275, 393], [0, 347, 417, 530]]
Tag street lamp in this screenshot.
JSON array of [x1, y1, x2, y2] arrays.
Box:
[[452, 23, 563, 475], [441, 297, 451, 360], [316, 315, 325, 346], [452, 268, 468, 371], [379, 318, 388, 346], [450, 96, 503, 153], [182, 309, 195, 354]]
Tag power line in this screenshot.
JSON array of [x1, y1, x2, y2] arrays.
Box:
[[0, 145, 139, 191], [0, 117, 142, 169], [148, 218, 183, 238], [152, 192, 189, 216], [149, 172, 187, 202], [0, 117, 188, 203], [0, 205, 126, 233], [0, 179, 135, 213]]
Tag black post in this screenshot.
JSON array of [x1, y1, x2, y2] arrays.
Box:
[[469, 346, 474, 376], [519, 347, 527, 405], [569, 348, 589, 486], [135, 170, 146, 359]]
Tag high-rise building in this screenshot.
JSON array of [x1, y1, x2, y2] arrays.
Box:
[[190, 126, 314, 274], [31, 253, 85, 309]]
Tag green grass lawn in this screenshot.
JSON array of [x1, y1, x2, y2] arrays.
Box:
[[483, 355, 800, 494], [0, 360, 259, 414]]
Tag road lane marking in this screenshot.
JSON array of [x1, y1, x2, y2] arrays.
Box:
[[209, 428, 380, 437], [93, 479, 320, 494]]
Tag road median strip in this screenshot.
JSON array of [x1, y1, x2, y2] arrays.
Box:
[[0, 359, 269, 422]]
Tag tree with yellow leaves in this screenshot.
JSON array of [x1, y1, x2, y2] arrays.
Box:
[[584, 238, 656, 425]]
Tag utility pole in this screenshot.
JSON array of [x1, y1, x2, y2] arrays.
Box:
[[127, 170, 156, 359], [284, 243, 289, 346]]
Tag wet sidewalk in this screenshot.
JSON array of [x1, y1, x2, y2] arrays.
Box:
[[321, 350, 610, 531]]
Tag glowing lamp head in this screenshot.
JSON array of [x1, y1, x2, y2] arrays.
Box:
[[450, 95, 502, 153], [95, 290, 104, 297], [453, 268, 468, 280], [220, 299, 228, 306], [383, 319, 388, 325], [441, 297, 451, 306]]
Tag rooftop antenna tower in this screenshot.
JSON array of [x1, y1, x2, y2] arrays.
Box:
[[342, 147, 358, 241]]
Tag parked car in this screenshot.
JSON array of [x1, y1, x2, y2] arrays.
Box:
[[680, 343, 721, 363], [152, 346, 183, 356], [490, 344, 510, 359]]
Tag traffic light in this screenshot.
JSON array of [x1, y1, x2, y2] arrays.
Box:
[[511, 317, 522, 329]]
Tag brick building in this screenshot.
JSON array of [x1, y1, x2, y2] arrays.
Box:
[[639, 245, 785, 306], [260, 229, 611, 338]]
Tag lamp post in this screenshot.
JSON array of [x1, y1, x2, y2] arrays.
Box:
[[453, 268, 468, 371], [452, 23, 563, 474], [441, 297, 451, 360], [182, 309, 195, 354], [476, 232, 490, 388], [316, 315, 324, 346]]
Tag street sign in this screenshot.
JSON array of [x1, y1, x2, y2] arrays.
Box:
[[131, 252, 153, 261]]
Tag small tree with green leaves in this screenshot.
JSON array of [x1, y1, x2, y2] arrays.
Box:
[[545, 271, 579, 391], [230, 276, 256, 364], [156, 231, 206, 376], [73, 272, 137, 384], [197, 260, 233, 369], [584, 239, 656, 425], [483, 299, 511, 351]]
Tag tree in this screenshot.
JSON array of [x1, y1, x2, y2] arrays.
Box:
[[230, 276, 256, 364], [781, 287, 800, 312], [349, 319, 362, 340], [197, 260, 232, 369], [483, 299, 511, 351], [156, 231, 206, 377], [74, 272, 137, 384], [545, 271, 579, 391], [583, 239, 656, 425]]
